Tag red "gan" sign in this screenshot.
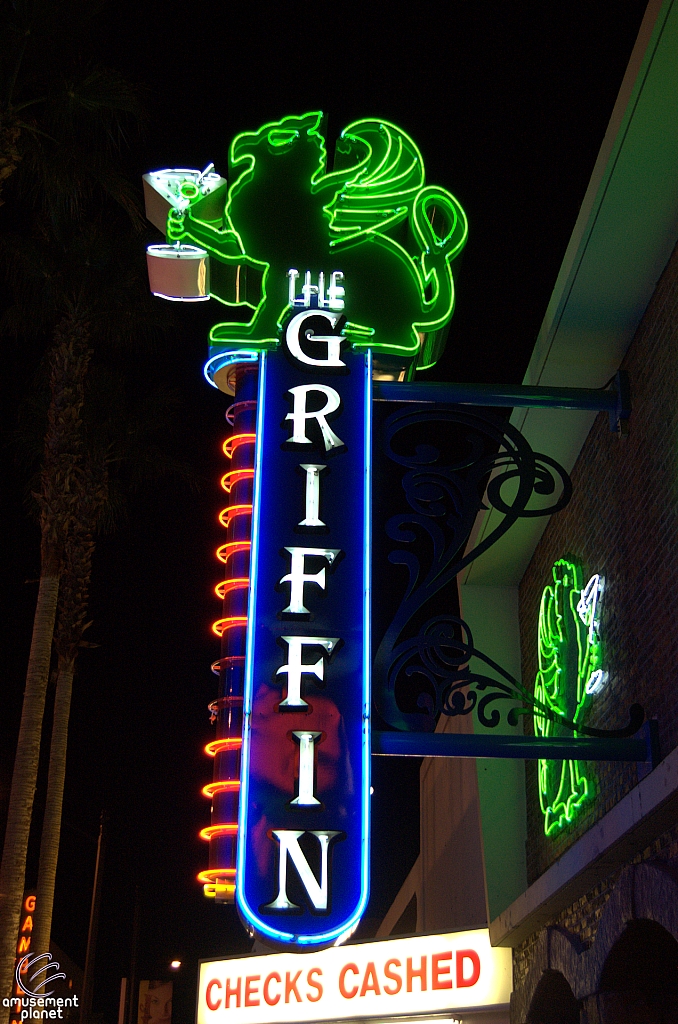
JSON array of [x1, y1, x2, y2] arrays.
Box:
[[197, 930, 512, 1024]]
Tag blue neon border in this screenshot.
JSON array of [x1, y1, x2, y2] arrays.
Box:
[[236, 349, 372, 947]]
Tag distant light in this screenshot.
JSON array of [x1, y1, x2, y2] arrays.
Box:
[[169, 961, 181, 971]]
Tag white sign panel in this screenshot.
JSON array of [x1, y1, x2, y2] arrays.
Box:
[[197, 930, 511, 1024]]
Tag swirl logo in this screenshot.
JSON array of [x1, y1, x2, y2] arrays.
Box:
[[15, 953, 66, 998]]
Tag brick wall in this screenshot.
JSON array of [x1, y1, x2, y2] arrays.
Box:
[[519, 240, 678, 884], [512, 817, 678, 991]]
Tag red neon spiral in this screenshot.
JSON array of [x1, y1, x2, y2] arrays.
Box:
[[214, 578, 249, 600], [197, 867, 236, 899], [200, 386, 257, 902], [218, 503, 253, 528], [211, 615, 248, 638], [216, 540, 250, 564], [199, 823, 239, 841], [221, 468, 255, 493], [204, 737, 242, 757], [222, 433, 256, 459]]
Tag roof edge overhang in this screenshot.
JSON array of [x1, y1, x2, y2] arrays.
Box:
[[464, 0, 678, 587]]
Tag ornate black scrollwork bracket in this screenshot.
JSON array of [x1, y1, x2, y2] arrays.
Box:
[[372, 399, 644, 741], [378, 612, 644, 739]]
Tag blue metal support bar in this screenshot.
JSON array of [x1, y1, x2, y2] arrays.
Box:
[[372, 725, 655, 764], [373, 371, 631, 432]]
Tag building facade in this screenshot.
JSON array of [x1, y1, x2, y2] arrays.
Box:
[[378, 2, 678, 1021], [508, 224, 678, 1024]]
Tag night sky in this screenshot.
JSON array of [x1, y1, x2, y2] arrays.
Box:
[[0, 3, 648, 1023]]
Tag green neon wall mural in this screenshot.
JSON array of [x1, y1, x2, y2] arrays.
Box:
[[534, 559, 606, 835], [146, 112, 467, 379]]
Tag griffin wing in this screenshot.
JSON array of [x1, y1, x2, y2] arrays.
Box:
[[324, 119, 426, 249]]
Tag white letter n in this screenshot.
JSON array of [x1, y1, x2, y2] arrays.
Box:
[[264, 830, 342, 911]]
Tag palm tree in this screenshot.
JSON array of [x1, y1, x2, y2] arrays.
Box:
[[0, 0, 144, 218], [0, 214, 174, 1002], [0, 309, 92, 1002], [28, 367, 192, 961], [30, 450, 107, 960], [0, 4, 173, 999]]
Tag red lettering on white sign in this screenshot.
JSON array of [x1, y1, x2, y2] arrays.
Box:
[[245, 977, 260, 1007], [383, 958, 402, 995], [359, 963, 380, 998], [225, 977, 241, 1008], [285, 970, 302, 1003], [456, 950, 480, 988], [431, 952, 452, 990], [406, 956, 426, 993], [263, 973, 281, 1006], [198, 932, 507, 1023], [307, 968, 323, 1002], [339, 964, 359, 999], [206, 980, 222, 1011]]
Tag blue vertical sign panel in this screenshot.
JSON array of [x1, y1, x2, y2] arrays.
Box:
[[237, 309, 371, 949]]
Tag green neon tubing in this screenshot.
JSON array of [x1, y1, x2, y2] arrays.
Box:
[[534, 559, 604, 835], [163, 112, 467, 371]]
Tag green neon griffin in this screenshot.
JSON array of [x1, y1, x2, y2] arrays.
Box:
[[161, 112, 467, 375], [534, 559, 605, 835]]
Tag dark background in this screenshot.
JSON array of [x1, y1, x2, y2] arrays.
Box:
[[0, 2, 649, 1022]]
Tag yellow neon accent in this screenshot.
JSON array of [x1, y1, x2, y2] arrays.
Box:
[[221, 468, 255, 492], [214, 577, 249, 599], [218, 503, 252, 528], [202, 780, 241, 799], [216, 540, 250, 564], [205, 738, 242, 756], [199, 823, 238, 841], [197, 868, 236, 883], [211, 615, 248, 637], [222, 433, 256, 459]]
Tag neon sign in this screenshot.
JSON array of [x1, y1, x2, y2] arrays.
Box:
[[143, 112, 467, 949], [144, 112, 467, 380], [237, 305, 371, 948], [142, 111, 651, 945], [196, 930, 512, 1023], [534, 559, 605, 834]]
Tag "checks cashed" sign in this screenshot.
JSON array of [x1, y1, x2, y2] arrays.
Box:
[[197, 930, 512, 1023]]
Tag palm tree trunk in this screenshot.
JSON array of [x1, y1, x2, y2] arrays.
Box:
[[0, 573, 59, 1001], [0, 313, 91, 1010], [0, 113, 21, 204], [30, 454, 104, 962], [31, 655, 75, 957]]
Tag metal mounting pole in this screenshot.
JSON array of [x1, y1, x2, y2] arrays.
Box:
[[373, 370, 631, 432], [372, 722, 657, 764], [126, 887, 141, 1024], [80, 812, 106, 1024]]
